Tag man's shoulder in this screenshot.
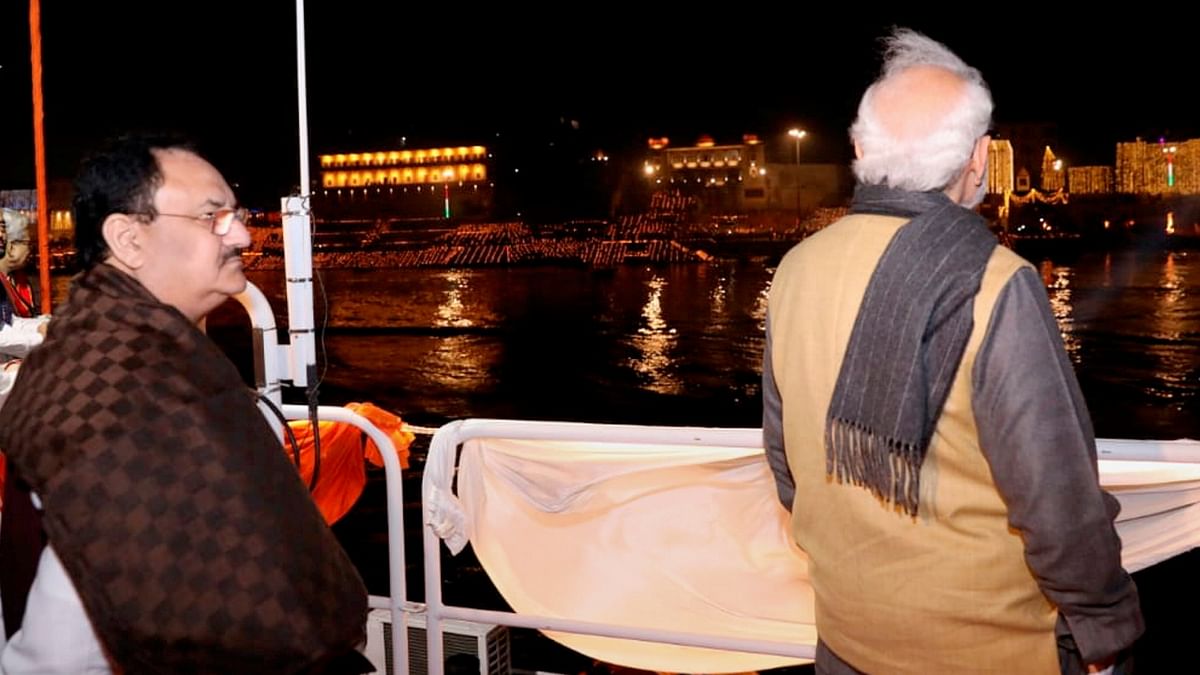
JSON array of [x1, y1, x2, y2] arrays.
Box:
[[778, 213, 909, 273], [983, 244, 1035, 286], [819, 211, 909, 237]]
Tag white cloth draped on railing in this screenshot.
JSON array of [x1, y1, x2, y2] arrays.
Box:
[[425, 425, 1200, 673], [1098, 438, 1200, 572]]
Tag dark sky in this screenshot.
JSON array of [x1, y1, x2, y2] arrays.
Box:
[[1, 3, 1193, 206]]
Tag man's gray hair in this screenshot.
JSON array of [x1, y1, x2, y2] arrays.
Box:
[[850, 28, 993, 192], [1, 209, 30, 242]]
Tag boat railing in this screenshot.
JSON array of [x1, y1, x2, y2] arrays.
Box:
[[421, 420, 1200, 674], [280, 404, 411, 675], [233, 281, 411, 675], [420, 418, 818, 675]]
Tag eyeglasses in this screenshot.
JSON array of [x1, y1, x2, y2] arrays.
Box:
[[151, 207, 249, 236]]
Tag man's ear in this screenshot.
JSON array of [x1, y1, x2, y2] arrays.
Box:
[[101, 213, 146, 270], [971, 135, 991, 186]]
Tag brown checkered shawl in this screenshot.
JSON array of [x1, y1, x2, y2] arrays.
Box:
[[0, 264, 369, 673]]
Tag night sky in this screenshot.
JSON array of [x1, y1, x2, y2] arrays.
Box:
[[1, 3, 1193, 207]]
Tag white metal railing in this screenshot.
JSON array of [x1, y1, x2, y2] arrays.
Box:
[[233, 283, 287, 410], [421, 420, 1200, 674], [1097, 437, 1200, 462], [421, 419, 818, 674], [235, 280, 411, 675], [279, 408, 409, 675]]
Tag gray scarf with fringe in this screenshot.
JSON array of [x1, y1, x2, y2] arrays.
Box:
[[826, 184, 997, 515]]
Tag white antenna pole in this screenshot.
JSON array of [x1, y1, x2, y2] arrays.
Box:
[[296, 0, 311, 196], [282, 0, 316, 386], [287, 6, 408, 673]]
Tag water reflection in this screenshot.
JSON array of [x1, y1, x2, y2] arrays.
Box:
[[1148, 252, 1193, 400], [710, 275, 727, 317], [436, 270, 472, 328], [422, 335, 497, 391], [753, 277, 771, 331], [629, 275, 681, 394], [219, 251, 1196, 437], [1159, 252, 1184, 315], [1040, 259, 1080, 360], [1027, 250, 1200, 432]]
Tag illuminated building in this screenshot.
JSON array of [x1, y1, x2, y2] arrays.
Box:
[[1067, 166, 1113, 194], [1116, 138, 1200, 194], [314, 145, 492, 219], [643, 135, 770, 211], [994, 122, 1059, 192], [1040, 147, 1065, 192], [987, 139, 1014, 194], [1116, 141, 1149, 193], [318, 145, 487, 189], [1016, 168, 1031, 192]]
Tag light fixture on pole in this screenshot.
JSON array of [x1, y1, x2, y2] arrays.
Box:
[[787, 128, 807, 165], [788, 128, 807, 214]]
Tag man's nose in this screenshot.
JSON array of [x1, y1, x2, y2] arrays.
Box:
[[223, 217, 252, 248]]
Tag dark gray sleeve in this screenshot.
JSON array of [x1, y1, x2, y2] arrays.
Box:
[[763, 315, 795, 511], [972, 267, 1144, 664]]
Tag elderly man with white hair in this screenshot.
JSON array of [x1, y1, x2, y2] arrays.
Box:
[[0, 208, 40, 320], [0, 210, 48, 383], [763, 29, 1142, 674]]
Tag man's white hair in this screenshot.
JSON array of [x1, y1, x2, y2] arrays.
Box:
[[1, 209, 30, 242], [850, 28, 993, 192]]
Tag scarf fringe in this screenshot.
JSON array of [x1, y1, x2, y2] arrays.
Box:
[[826, 417, 921, 517]]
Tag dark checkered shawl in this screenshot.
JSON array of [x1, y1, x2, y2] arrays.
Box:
[[0, 264, 369, 673]]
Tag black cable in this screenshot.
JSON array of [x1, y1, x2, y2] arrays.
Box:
[[306, 364, 321, 492], [299, 196, 325, 493], [256, 390, 303, 472], [309, 194, 330, 389], [315, 266, 330, 386]]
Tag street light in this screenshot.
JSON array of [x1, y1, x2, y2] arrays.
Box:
[[787, 128, 807, 165], [788, 128, 807, 214]]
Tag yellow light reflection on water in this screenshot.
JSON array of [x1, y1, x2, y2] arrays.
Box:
[[710, 276, 727, 316], [1041, 259, 1080, 361], [1158, 252, 1184, 316], [754, 277, 772, 331], [1151, 252, 1191, 397], [436, 270, 473, 329], [421, 270, 499, 392], [630, 275, 681, 394]]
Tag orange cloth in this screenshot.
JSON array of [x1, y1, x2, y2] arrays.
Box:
[[285, 402, 414, 524]]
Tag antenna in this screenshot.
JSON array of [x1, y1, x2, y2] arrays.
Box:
[[282, 0, 316, 388]]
